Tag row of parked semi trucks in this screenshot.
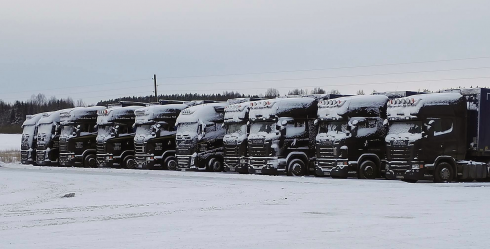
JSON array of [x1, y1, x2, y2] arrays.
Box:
[[20, 87, 490, 183]]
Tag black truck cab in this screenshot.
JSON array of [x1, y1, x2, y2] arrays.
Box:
[[36, 110, 68, 166], [246, 97, 318, 176], [384, 90, 490, 183], [315, 95, 389, 178], [96, 105, 144, 168], [21, 113, 43, 165], [176, 102, 227, 171], [58, 106, 106, 167], [134, 103, 188, 170]]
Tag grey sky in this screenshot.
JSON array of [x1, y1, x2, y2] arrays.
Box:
[[1, 0, 489, 104]]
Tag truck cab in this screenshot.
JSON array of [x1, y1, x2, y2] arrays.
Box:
[[176, 102, 227, 171], [315, 95, 389, 178], [21, 113, 43, 165], [247, 97, 318, 176], [133, 103, 188, 169], [384, 91, 483, 183], [96, 104, 145, 168], [222, 98, 262, 173], [36, 110, 68, 166], [58, 106, 106, 167]]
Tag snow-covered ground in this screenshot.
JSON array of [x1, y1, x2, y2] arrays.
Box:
[[1, 163, 489, 249], [0, 134, 21, 151]]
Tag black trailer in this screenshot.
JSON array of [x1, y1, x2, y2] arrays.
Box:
[[20, 113, 43, 165], [246, 96, 318, 176], [384, 88, 490, 182], [58, 106, 106, 167]]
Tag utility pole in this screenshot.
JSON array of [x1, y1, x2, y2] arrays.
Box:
[[153, 74, 158, 102]]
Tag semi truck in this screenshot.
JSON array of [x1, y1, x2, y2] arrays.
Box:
[[133, 102, 188, 170], [246, 97, 318, 176], [96, 104, 146, 168], [176, 102, 227, 171], [58, 106, 106, 167], [384, 88, 490, 183], [20, 113, 44, 165], [36, 110, 69, 166], [315, 95, 389, 178], [222, 98, 262, 173]]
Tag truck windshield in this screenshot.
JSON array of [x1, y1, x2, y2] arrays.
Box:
[[61, 126, 75, 136], [250, 122, 275, 134], [98, 125, 112, 137], [38, 123, 53, 135], [22, 125, 36, 145], [177, 123, 199, 134], [388, 121, 423, 135], [319, 121, 348, 134], [135, 124, 152, 136], [226, 123, 246, 135]]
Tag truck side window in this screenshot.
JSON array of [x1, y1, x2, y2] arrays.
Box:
[[286, 121, 306, 137], [205, 124, 216, 133], [429, 118, 453, 136]]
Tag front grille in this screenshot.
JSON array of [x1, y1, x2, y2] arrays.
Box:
[[59, 138, 68, 153], [249, 158, 267, 167], [135, 142, 145, 154], [317, 146, 335, 159], [177, 155, 190, 168], [21, 151, 29, 161], [388, 145, 412, 162], [248, 143, 267, 157], [96, 142, 105, 154]]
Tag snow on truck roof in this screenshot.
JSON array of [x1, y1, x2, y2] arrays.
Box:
[[387, 93, 463, 119], [22, 113, 44, 126], [135, 104, 189, 124], [249, 97, 317, 120], [60, 106, 106, 124], [176, 102, 227, 125], [97, 106, 143, 125], [318, 95, 388, 120], [37, 109, 72, 125]]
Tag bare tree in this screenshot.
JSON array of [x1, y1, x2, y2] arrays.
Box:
[[264, 88, 280, 98], [76, 99, 86, 107], [357, 89, 365, 95], [329, 89, 341, 95], [288, 88, 308, 95], [311, 87, 326, 94]]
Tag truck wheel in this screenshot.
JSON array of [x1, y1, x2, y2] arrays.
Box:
[[207, 158, 223, 172], [84, 154, 97, 168], [359, 160, 377, 179], [164, 156, 178, 171], [434, 162, 453, 183], [287, 159, 306, 176], [402, 179, 418, 183], [124, 157, 136, 169]]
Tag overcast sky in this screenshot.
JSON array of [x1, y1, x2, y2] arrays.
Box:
[[1, 0, 489, 104]]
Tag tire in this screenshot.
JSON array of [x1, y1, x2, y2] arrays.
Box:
[[287, 159, 306, 176], [207, 158, 223, 172], [84, 154, 97, 168], [433, 162, 454, 183], [359, 160, 377, 179], [164, 156, 178, 171], [124, 156, 136, 169]]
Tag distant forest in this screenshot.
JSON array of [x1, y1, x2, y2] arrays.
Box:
[[1, 88, 335, 134]]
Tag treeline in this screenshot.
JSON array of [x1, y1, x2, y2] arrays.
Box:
[[97, 91, 254, 106], [0, 94, 75, 134]]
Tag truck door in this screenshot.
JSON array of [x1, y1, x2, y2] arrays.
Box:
[[425, 118, 456, 157]]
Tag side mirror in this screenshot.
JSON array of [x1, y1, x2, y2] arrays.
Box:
[[313, 119, 319, 126], [72, 132, 77, 136], [383, 119, 389, 126], [281, 120, 287, 126], [221, 123, 225, 127]]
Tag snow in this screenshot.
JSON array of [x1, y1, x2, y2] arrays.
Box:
[[0, 134, 21, 151], [1, 163, 490, 248], [318, 95, 388, 120], [387, 93, 462, 119]]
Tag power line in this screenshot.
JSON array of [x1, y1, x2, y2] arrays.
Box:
[[157, 56, 490, 79]]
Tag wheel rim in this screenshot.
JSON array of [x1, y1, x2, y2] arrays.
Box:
[[213, 161, 222, 171], [291, 163, 303, 176], [126, 159, 135, 169], [88, 158, 96, 168], [440, 167, 451, 180], [363, 165, 374, 177], [168, 160, 177, 170]]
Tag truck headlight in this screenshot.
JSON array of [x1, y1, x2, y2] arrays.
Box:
[[412, 164, 423, 169]]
